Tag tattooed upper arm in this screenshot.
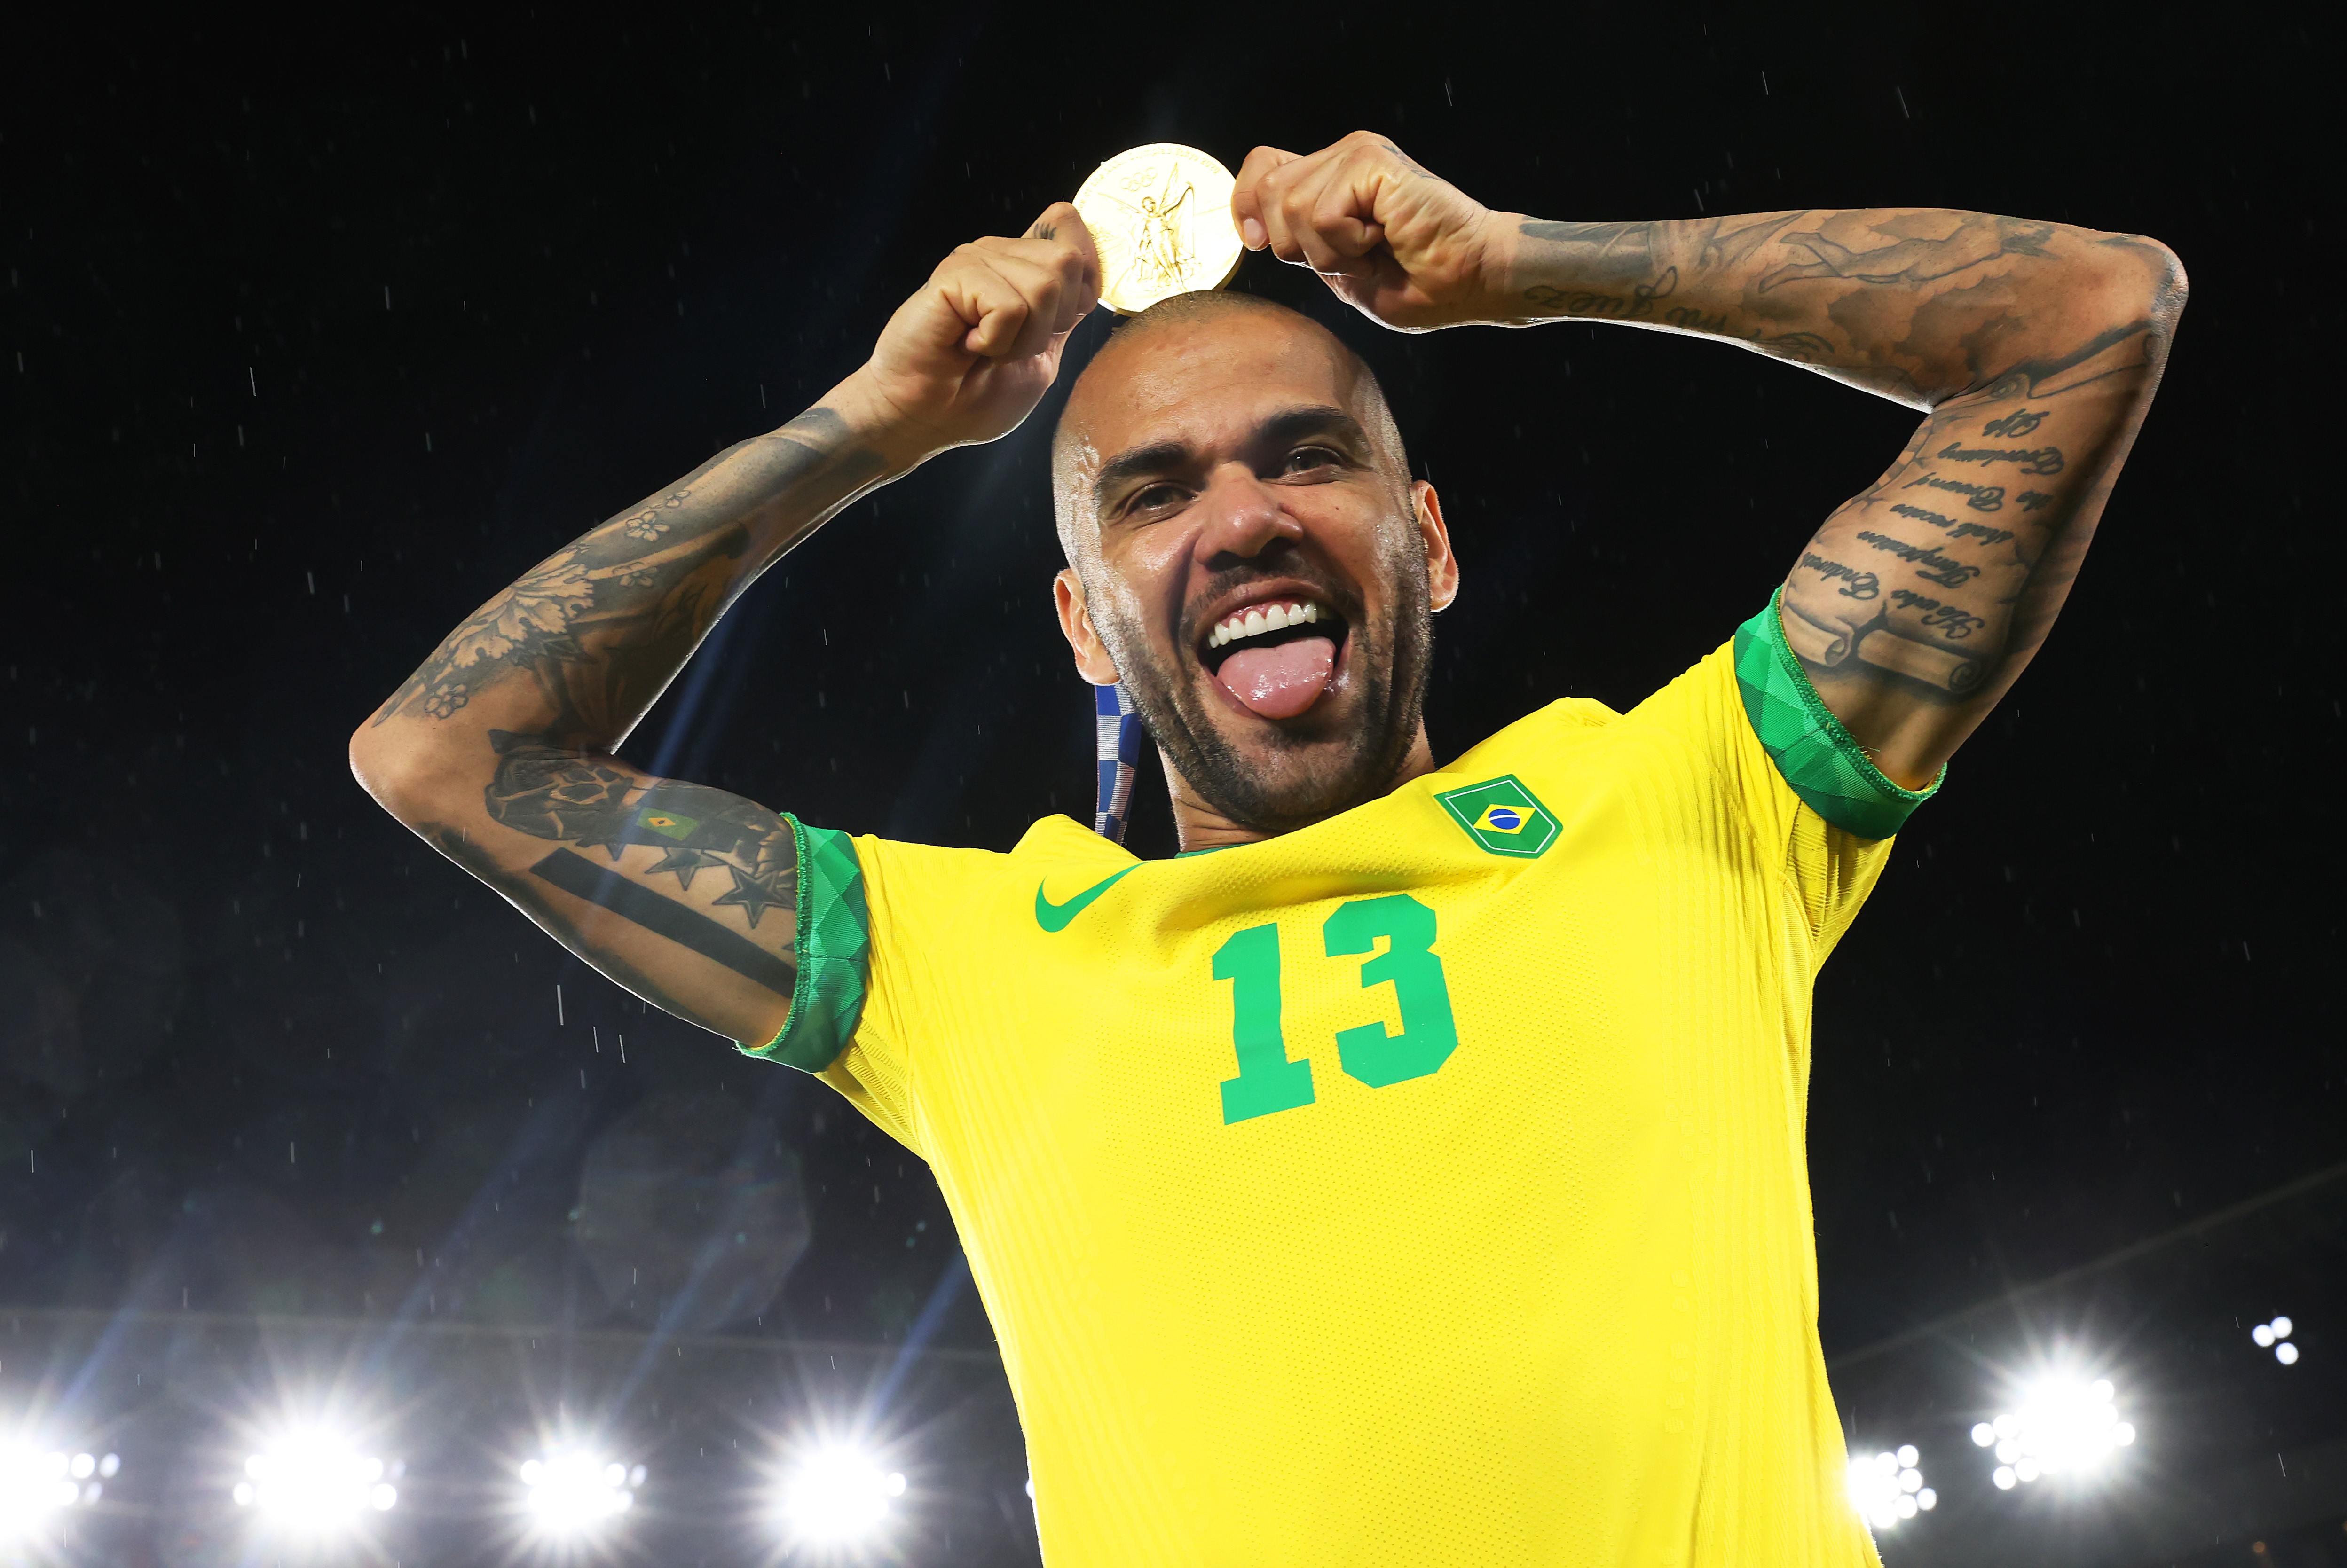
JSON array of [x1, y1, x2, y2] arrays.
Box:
[[1782, 280, 2182, 785], [410, 735, 802, 1045]]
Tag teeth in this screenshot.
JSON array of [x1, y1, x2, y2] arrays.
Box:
[[1207, 601, 1326, 652]]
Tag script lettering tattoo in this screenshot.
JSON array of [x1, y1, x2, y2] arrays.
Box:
[[1935, 442, 2067, 475], [1905, 473, 2004, 510], [1524, 265, 1683, 322], [1856, 531, 1983, 588], [1662, 303, 1731, 334], [1981, 408, 2047, 437], [1889, 588, 1988, 640], [1800, 551, 1881, 599], [2016, 490, 2054, 512], [1030, 222, 1058, 241], [1889, 503, 2016, 547], [1889, 501, 1961, 532]]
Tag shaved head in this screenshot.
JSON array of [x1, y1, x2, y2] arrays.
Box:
[[1051, 293, 1407, 563]]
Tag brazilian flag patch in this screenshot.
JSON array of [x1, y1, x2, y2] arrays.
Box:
[[1435, 774, 1559, 859]]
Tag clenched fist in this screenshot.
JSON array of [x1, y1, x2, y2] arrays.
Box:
[[843, 202, 1103, 466], [1231, 131, 1520, 332]]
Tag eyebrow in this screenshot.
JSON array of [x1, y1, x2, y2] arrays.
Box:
[[1092, 405, 1370, 512]]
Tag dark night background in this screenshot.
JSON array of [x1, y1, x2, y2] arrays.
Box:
[[3, 7, 2339, 1564]]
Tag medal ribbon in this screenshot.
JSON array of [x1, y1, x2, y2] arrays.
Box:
[[1092, 682, 1142, 843]]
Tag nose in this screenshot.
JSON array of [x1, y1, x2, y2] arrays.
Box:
[[1191, 462, 1303, 568]]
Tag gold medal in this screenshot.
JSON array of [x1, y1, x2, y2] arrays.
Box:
[[1073, 144, 1244, 315]]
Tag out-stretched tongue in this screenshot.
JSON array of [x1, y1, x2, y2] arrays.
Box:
[[1217, 636, 1336, 720]]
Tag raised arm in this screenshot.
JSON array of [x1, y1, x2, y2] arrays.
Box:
[[1503, 206, 2183, 784], [1233, 132, 2186, 785], [350, 205, 1099, 1043]]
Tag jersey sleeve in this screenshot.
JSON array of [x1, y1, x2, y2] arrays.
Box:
[[1627, 591, 1943, 966], [732, 818, 1018, 1156]]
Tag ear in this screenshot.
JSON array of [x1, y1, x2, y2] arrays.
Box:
[[1054, 568, 1124, 684], [1414, 480, 1460, 612]]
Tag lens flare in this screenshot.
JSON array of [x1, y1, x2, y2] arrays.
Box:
[[0, 1443, 115, 1540], [778, 1443, 907, 1543], [233, 1429, 398, 1530], [1978, 1372, 2136, 1490], [1846, 1443, 1936, 1530], [521, 1448, 642, 1536]]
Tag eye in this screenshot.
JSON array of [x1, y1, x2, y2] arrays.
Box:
[[1128, 482, 1187, 513], [1281, 445, 1341, 475]]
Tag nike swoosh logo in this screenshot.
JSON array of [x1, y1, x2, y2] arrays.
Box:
[[1034, 866, 1137, 933]]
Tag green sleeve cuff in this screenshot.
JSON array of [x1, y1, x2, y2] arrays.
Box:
[[1733, 589, 1943, 840], [736, 816, 871, 1071]]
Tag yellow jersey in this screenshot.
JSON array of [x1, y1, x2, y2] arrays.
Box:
[[747, 601, 1937, 1566]]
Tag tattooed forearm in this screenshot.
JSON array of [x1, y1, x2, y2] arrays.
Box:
[[372, 408, 886, 745], [1512, 205, 2178, 411]]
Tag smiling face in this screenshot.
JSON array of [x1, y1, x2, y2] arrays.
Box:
[[1052, 299, 1458, 838]]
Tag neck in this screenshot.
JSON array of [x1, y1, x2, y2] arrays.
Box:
[[1164, 726, 1439, 854]]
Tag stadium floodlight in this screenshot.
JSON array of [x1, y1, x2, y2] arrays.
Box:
[[1977, 1372, 2136, 1492], [232, 1429, 399, 1529], [1, 1444, 117, 1539], [2254, 1317, 2299, 1364], [520, 1448, 643, 1537], [777, 1443, 907, 1543], [1846, 1443, 1936, 1530]]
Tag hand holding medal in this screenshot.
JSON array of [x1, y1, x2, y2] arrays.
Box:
[[1071, 143, 1246, 314]]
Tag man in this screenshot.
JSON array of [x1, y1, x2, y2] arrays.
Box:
[[350, 132, 2182, 1563]]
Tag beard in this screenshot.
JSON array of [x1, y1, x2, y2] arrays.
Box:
[[1099, 531, 1437, 836]]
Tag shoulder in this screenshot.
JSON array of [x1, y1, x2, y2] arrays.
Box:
[[1443, 694, 1625, 773]]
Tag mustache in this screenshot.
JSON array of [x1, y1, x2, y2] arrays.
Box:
[[1180, 563, 1361, 647]]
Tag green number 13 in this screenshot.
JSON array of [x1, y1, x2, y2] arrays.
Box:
[[1211, 894, 1460, 1125]]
